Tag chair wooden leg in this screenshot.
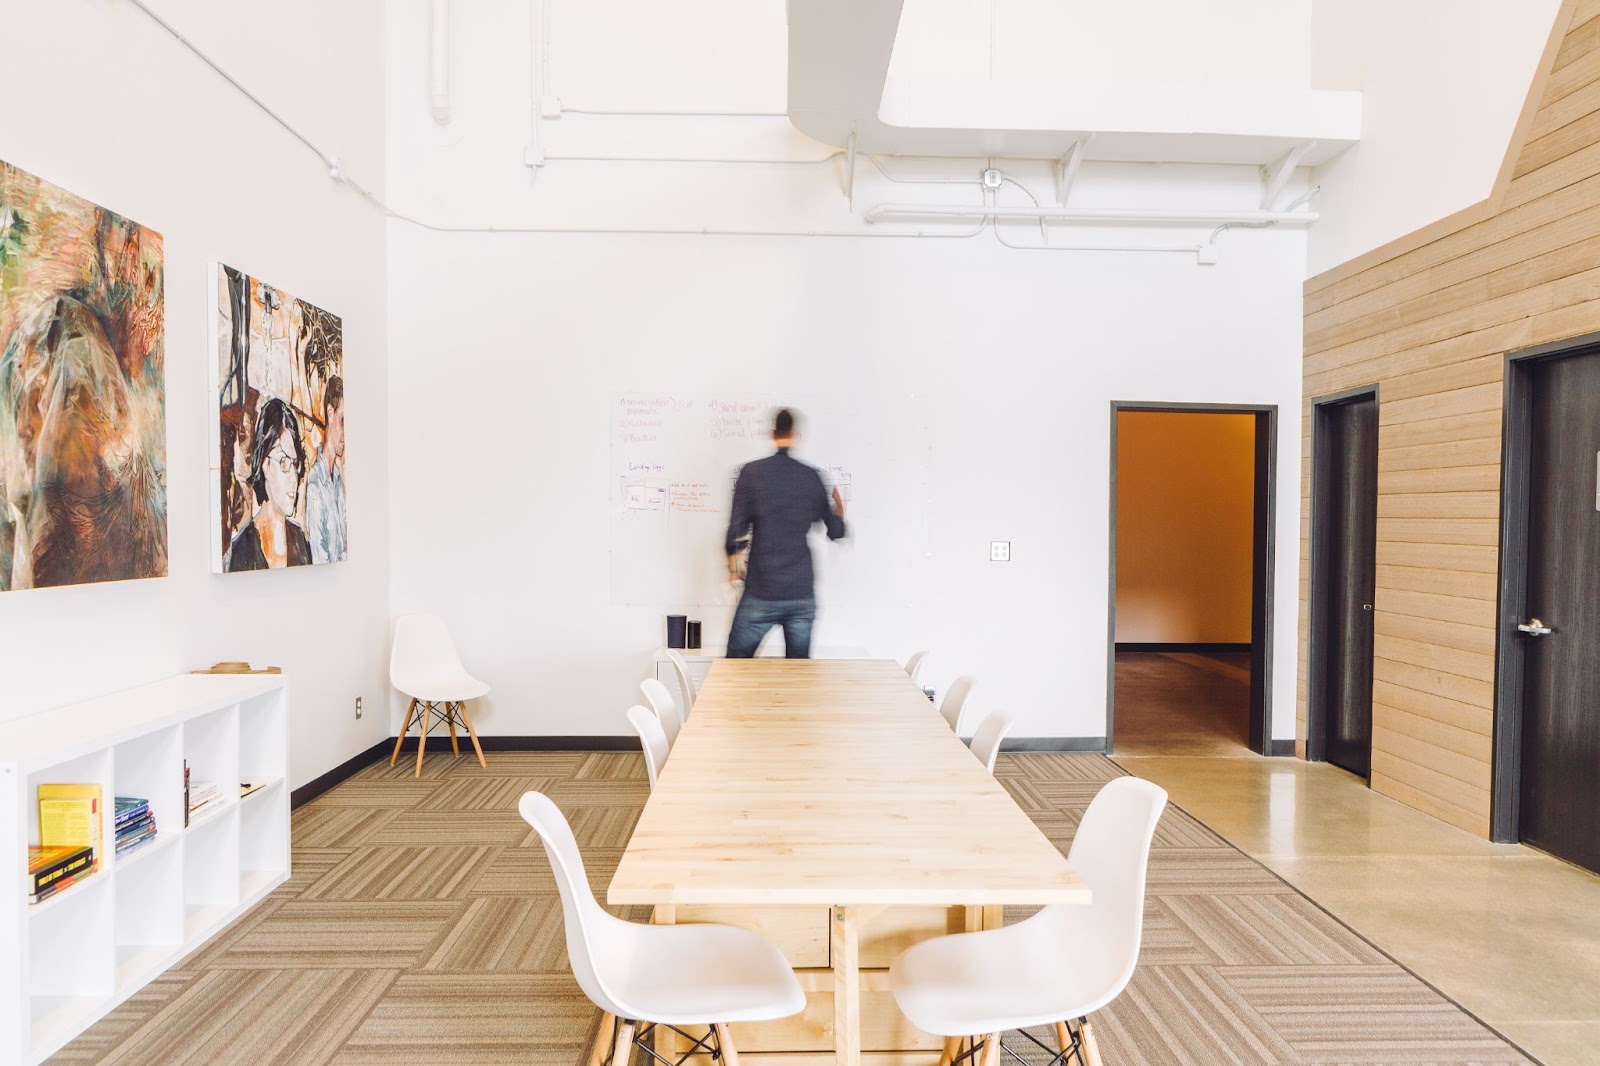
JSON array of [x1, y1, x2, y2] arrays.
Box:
[[1080, 1019, 1103, 1066], [446, 702, 461, 756], [1055, 1021, 1073, 1054], [414, 701, 432, 778], [978, 1033, 1001, 1066], [456, 700, 488, 769], [714, 1023, 739, 1066], [589, 1014, 616, 1066], [391, 699, 417, 766], [609, 1020, 635, 1066], [939, 1035, 963, 1066]]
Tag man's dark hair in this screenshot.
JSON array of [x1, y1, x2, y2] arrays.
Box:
[[249, 397, 304, 504], [773, 408, 795, 438], [322, 375, 344, 418]]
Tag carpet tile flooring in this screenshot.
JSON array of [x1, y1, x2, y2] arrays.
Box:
[[47, 749, 1532, 1065]]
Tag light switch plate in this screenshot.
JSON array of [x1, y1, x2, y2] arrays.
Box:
[[990, 541, 1011, 562]]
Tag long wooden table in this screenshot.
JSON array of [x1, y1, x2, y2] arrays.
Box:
[[608, 659, 1089, 1064]]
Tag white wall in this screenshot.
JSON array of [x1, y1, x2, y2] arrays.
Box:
[[0, 0, 392, 789], [1307, 0, 1562, 276], [385, 0, 1308, 744]]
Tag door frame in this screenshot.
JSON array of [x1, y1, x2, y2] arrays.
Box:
[[1490, 331, 1600, 842], [1105, 401, 1278, 756], [1306, 384, 1379, 768]]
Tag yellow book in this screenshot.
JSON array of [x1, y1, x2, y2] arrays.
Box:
[[38, 783, 103, 870]]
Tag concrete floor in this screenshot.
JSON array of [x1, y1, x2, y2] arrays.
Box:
[[1112, 655, 1600, 1066]]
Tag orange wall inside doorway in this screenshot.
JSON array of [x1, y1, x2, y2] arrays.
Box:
[[1116, 411, 1255, 644]]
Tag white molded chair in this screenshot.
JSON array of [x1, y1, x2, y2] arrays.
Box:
[[664, 650, 698, 719], [969, 712, 1013, 775], [939, 676, 978, 733], [519, 792, 805, 1064], [389, 613, 489, 777], [904, 650, 928, 683], [640, 678, 683, 749], [889, 777, 1168, 1066], [627, 706, 670, 791]]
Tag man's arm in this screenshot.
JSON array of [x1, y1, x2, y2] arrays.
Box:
[[726, 465, 753, 579], [819, 473, 847, 541]]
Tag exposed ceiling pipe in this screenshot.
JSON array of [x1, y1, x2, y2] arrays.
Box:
[[865, 204, 1319, 225], [430, 0, 451, 125]]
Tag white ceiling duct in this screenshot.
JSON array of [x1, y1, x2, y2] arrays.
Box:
[[785, 0, 1360, 165]]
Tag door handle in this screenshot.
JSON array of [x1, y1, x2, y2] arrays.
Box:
[[1517, 618, 1555, 636]]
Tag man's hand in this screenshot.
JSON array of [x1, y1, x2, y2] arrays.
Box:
[[727, 552, 747, 584], [831, 486, 846, 518]]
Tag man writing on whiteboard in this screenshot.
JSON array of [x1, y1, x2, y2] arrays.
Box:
[[725, 408, 848, 658]]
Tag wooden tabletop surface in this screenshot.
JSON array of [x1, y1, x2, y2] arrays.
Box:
[[608, 658, 1089, 907]]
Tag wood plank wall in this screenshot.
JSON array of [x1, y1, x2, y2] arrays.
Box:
[[1299, 2, 1597, 836]]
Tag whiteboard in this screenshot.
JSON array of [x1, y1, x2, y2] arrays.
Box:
[[609, 392, 929, 609]]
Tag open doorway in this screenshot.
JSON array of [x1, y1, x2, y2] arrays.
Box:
[[1107, 403, 1276, 756]]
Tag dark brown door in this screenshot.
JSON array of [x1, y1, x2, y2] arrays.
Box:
[[1313, 394, 1378, 779], [1518, 350, 1600, 872]]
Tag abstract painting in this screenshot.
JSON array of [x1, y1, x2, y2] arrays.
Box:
[[213, 265, 345, 572], [0, 160, 166, 591]]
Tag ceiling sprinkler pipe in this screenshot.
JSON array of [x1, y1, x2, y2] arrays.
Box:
[[865, 203, 1319, 225], [430, 0, 451, 125]]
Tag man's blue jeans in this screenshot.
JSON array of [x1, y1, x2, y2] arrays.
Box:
[[727, 592, 816, 659]]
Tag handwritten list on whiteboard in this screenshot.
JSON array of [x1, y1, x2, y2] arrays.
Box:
[[609, 391, 929, 609]]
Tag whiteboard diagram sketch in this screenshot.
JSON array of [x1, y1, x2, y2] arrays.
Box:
[[611, 393, 772, 606], [610, 392, 930, 609]]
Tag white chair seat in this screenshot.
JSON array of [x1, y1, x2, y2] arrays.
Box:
[[600, 921, 807, 1026], [402, 674, 489, 703], [890, 907, 1123, 1035]]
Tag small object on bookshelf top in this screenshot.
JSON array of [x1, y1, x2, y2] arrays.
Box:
[[191, 662, 282, 674]]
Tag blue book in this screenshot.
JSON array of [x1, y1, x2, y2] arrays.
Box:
[[114, 797, 150, 827]]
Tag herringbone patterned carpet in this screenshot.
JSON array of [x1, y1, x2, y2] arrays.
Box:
[[49, 750, 1530, 1065]]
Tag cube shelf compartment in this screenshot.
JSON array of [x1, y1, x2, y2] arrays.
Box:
[[0, 673, 290, 1066]]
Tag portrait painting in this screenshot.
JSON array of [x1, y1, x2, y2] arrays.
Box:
[[0, 160, 167, 591], [213, 264, 345, 573]]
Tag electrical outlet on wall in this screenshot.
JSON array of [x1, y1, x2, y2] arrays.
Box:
[[990, 541, 1011, 562], [355, 697, 363, 719]]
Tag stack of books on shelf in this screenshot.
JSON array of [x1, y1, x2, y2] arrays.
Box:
[[115, 796, 157, 857], [27, 844, 95, 905], [32, 782, 103, 904], [188, 779, 221, 820]]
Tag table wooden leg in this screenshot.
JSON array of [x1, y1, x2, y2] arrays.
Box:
[[456, 700, 489, 769], [831, 906, 882, 1066], [414, 701, 431, 778], [652, 906, 680, 1061], [390, 698, 417, 766]]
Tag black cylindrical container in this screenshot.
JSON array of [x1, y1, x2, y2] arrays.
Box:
[[666, 615, 688, 649], [685, 620, 702, 650]]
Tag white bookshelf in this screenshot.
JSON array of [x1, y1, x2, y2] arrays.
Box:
[[0, 674, 290, 1066]]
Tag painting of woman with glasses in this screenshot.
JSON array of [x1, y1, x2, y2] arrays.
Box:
[[225, 397, 310, 571], [213, 263, 344, 572]]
